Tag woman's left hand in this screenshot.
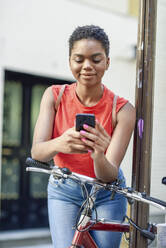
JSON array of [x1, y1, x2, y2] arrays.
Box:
[[80, 121, 111, 157]]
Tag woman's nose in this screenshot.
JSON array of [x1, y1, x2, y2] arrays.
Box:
[[83, 59, 93, 70]]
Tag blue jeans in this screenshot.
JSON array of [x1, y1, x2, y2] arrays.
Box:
[[47, 169, 127, 248]]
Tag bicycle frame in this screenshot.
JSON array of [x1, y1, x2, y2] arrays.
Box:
[[25, 157, 164, 248], [70, 184, 130, 248], [70, 221, 130, 247], [71, 229, 98, 248]]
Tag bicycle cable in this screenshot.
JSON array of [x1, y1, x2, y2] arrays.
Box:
[[74, 186, 101, 232], [125, 215, 155, 243]]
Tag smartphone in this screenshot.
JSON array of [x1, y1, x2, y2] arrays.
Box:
[[76, 113, 95, 131]]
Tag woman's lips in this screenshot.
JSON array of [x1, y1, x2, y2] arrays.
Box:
[[81, 73, 96, 78]]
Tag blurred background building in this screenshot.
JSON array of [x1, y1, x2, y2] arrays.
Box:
[[0, 0, 165, 247]]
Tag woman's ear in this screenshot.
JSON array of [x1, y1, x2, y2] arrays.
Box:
[[106, 57, 110, 70]]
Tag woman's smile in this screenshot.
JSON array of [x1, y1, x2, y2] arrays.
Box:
[[80, 73, 96, 79], [69, 39, 110, 86]]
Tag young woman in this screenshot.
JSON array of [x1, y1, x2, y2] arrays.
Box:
[[31, 25, 136, 248]]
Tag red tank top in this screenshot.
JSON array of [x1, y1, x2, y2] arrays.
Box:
[[52, 83, 128, 178]]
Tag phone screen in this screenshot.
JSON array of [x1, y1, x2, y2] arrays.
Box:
[[76, 113, 95, 131]]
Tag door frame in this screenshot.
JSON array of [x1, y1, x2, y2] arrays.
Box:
[[0, 69, 72, 230]]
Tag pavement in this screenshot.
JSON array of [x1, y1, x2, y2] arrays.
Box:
[[0, 228, 52, 248], [15, 245, 52, 248]]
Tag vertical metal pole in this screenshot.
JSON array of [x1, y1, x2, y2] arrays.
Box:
[[130, 0, 157, 247]]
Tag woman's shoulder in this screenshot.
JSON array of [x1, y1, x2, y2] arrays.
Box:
[[104, 84, 135, 116], [51, 83, 75, 96], [52, 84, 64, 97], [117, 101, 136, 127], [104, 85, 114, 98], [104, 85, 127, 106]]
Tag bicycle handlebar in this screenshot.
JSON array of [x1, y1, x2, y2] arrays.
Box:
[[25, 157, 166, 210], [162, 177, 166, 185]]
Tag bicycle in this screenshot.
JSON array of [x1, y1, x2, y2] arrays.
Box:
[[25, 157, 166, 248]]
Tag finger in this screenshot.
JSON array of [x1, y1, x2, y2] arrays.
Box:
[[81, 137, 105, 154], [81, 133, 110, 153], [83, 124, 97, 134], [80, 129, 106, 146], [71, 137, 86, 145], [80, 130, 97, 142], [83, 123, 110, 143], [81, 135, 105, 149], [69, 130, 84, 139], [81, 137, 95, 149], [73, 146, 93, 153]]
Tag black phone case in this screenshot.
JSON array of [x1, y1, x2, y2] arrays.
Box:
[[76, 114, 95, 131]]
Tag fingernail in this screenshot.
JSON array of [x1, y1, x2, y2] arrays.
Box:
[[83, 124, 89, 129], [88, 150, 92, 153], [80, 130, 86, 134], [81, 138, 86, 142]]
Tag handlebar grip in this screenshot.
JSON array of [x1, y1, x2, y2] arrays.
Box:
[[142, 193, 166, 207], [162, 177, 166, 185], [140, 229, 155, 241], [25, 157, 52, 170]]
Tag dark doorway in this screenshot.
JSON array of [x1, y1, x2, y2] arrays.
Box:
[[0, 70, 72, 230]]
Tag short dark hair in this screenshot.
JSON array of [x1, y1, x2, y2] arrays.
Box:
[[68, 25, 110, 57]]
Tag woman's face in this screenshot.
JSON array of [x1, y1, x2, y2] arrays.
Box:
[[69, 39, 110, 87]]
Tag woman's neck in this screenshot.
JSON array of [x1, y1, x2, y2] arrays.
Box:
[[75, 83, 104, 107]]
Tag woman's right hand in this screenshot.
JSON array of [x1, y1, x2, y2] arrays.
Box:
[[31, 86, 90, 161], [57, 127, 91, 154]]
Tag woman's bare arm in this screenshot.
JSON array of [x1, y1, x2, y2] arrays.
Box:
[[31, 86, 91, 162], [80, 102, 136, 182], [105, 103, 136, 168], [31, 86, 60, 161]]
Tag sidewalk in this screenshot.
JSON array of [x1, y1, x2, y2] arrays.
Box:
[[15, 245, 52, 248], [0, 228, 52, 248]]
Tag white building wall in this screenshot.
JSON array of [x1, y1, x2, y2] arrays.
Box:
[[0, 0, 137, 83], [69, 0, 129, 15], [0, 0, 137, 189], [1, 0, 165, 220]]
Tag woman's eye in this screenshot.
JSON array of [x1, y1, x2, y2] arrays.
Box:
[[93, 57, 102, 63], [93, 60, 101, 63], [75, 59, 83, 63]]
